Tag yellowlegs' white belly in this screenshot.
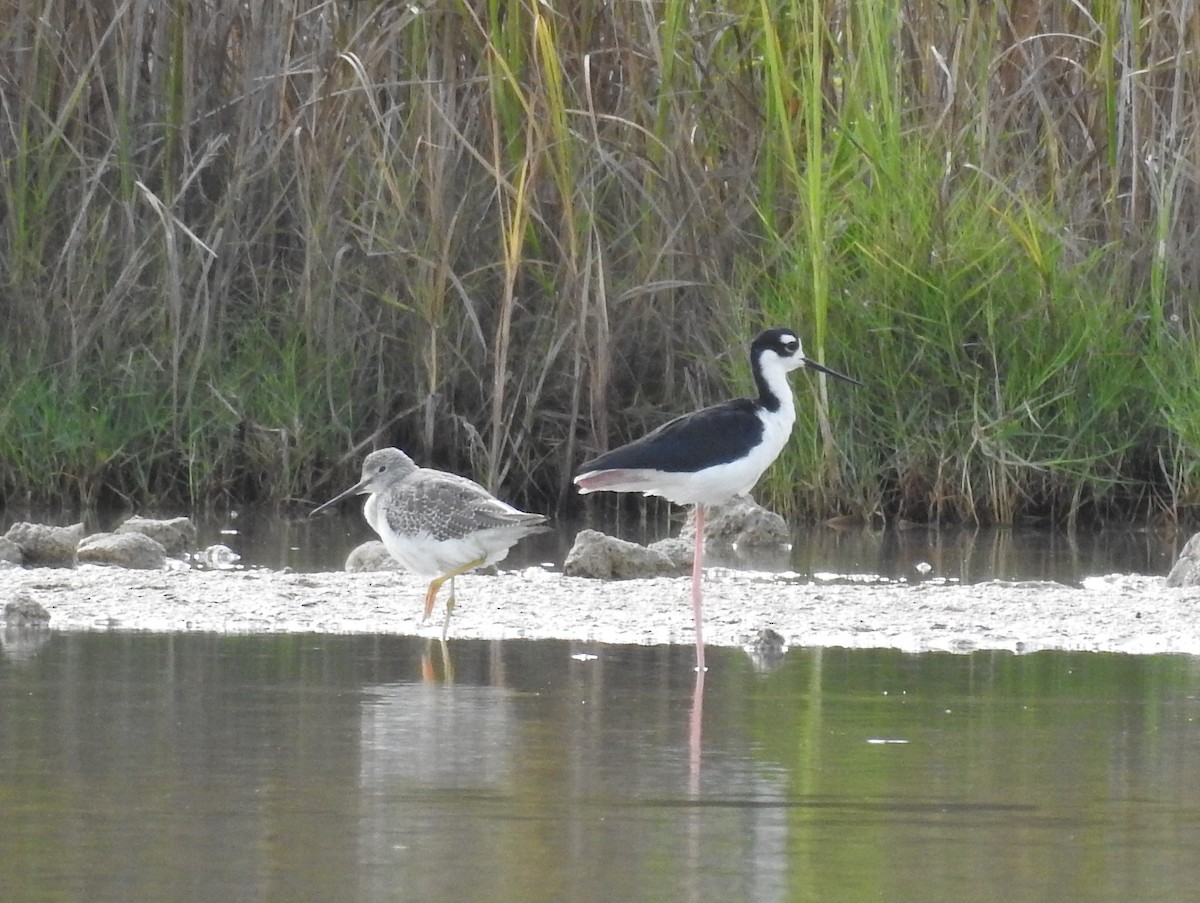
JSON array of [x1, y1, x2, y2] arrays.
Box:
[[371, 520, 528, 578], [313, 447, 548, 637]]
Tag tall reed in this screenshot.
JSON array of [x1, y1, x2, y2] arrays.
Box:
[[1, 1, 1199, 525]]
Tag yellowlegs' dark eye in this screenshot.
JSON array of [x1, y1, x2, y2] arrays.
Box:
[[319, 447, 547, 643]]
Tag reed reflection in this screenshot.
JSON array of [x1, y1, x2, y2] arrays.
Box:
[[4, 634, 1200, 903]]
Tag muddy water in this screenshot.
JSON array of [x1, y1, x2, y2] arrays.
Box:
[[2, 633, 1199, 902]]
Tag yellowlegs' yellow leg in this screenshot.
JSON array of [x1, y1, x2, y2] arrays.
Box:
[[311, 448, 549, 643], [441, 580, 455, 642], [422, 555, 487, 621]]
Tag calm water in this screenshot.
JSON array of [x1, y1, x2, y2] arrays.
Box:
[[1, 506, 1180, 580], [2, 633, 1199, 902], [0, 515, 1192, 900], [197, 509, 1179, 583]]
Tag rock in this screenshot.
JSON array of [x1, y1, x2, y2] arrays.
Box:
[[679, 495, 789, 548], [4, 522, 84, 567], [647, 537, 694, 569], [195, 544, 242, 570], [568, 498, 789, 580], [5, 592, 51, 627], [116, 515, 196, 556], [0, 536, 22, 568], [77, 532, 167, 570], [564, 529, 687, 579], [740, 627, 789, 672], [1166, 533, 1200, 587], [345, 540, 402, 572]]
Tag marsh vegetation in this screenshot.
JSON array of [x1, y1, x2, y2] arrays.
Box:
[[3, 1, 1200, 525]]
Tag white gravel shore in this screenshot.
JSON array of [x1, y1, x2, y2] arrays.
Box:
[[5, 564, 1199, 656]]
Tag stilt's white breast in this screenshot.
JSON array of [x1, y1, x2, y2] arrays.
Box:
[[574, 350, 799, 507], [641, 403, 795, 505]]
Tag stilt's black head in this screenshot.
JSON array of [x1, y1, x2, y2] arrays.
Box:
[[752, 327, 862, 387]]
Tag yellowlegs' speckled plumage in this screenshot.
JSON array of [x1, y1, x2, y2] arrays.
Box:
[[312, 448, 548, 637], [574, 328, 860, 672]]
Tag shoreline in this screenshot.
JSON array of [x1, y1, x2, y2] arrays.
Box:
[[4, 565, 1198, 657]]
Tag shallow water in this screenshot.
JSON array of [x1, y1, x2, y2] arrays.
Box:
[[2, 633, 1199, 902], [0, 516, 1193, 900], [190, 509, 1179, 584], [1, 506, 1180, 582]]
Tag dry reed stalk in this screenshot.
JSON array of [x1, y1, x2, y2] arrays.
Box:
[[1, 0, 1199, 520]]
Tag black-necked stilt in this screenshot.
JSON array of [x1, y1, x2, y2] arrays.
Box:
[[311, 448, 549, 638], [573, 327, 860, 671]]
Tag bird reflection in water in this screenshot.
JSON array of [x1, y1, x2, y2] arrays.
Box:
[[421, 637, 454, 685]]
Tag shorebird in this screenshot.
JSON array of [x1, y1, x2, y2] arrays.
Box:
[[574, 327, 860, 671], [311, 448, 548, 638]]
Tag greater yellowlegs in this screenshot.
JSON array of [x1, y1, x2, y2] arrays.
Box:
[[573, 327, 860, 671], [312, 447, 548, 638]]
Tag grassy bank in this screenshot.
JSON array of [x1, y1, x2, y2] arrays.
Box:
[[2, 1, 1199, 525]]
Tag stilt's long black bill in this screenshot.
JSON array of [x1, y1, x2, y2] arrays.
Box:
[[805, 358, 864, 387]]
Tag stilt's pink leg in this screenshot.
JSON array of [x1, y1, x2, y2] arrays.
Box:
[[689, 665, 705, 795], [692, 505, 706, 673]]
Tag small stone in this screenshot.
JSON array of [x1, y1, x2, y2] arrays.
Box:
[[647, 537, 694, 569], [1166, 533, 1200, 587], [5, 592, 51, 627], [0, 536, 23, 568], [564, 529, 687, 579], [196, 544, 241, 570], [741, 628, 789, 672], [4, 522, 84, 567], [345, 540, 402, 572], [116, 515, 196, 556], [679, 495, 789, 548], [77, 532, 167, 570]]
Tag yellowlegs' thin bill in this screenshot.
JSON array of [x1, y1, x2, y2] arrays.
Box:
[[311, 447, 549, 638], [573, 327, 861, 672]]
